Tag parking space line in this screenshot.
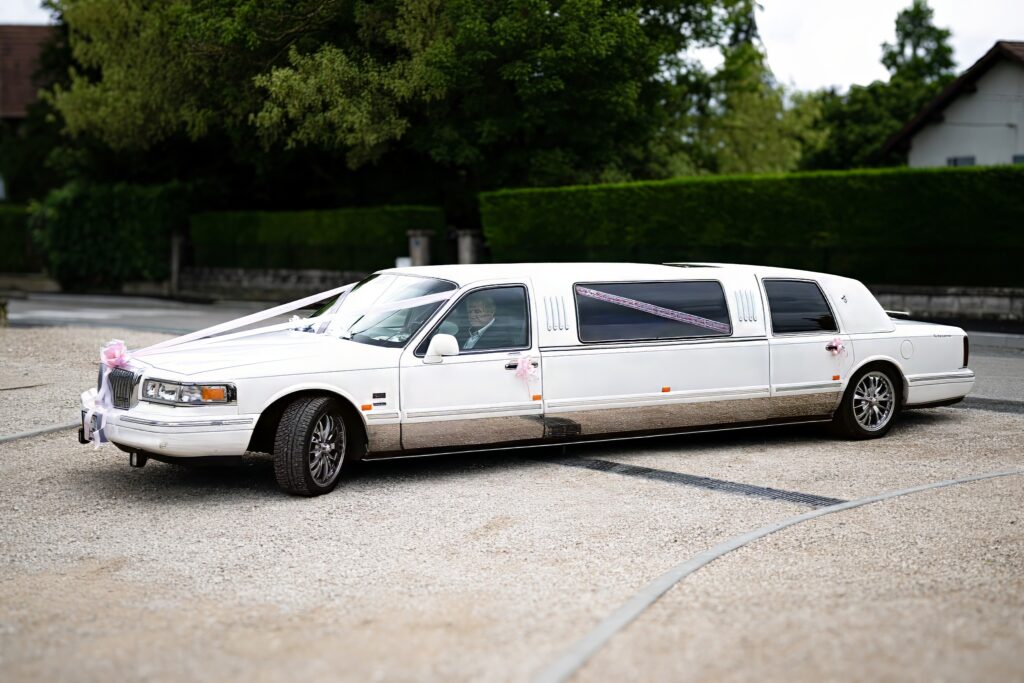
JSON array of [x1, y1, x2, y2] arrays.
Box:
[[531, 467, 1024, 683], [544, 457, 846, 508]]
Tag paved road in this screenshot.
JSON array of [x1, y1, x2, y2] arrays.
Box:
[[0, 317, 1022, 682], [6, 293, 292, 335]]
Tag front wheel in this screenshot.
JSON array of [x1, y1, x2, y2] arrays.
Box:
[[832, 367, 900, 439], [273, 396, 351, 496]]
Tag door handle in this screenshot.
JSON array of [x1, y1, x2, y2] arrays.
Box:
[[505, 361, 539, 370], [825, 342, 841, 352]]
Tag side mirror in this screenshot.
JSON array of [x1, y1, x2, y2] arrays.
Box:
[[424, 333, 459, 364]]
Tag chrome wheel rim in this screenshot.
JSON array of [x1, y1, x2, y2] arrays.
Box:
[[852, 371, 895, 432], [309, 413, 344, 486]]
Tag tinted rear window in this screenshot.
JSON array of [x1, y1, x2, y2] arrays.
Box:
[[763, 280, 837, 333], [575, 281, 731, 343]]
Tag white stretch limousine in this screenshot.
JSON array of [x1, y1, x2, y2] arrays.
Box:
[[79, 263, 974, 496]]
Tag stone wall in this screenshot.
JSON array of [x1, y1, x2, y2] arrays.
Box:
[[870, 285, 1024, 322], [178, 267, 368, 302]]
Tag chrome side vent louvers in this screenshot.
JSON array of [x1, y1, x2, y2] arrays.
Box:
[[544, 296, 570, 332], [733, 290, 759, 323]]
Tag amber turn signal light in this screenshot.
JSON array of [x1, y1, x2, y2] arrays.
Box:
[[200, 386, 226, 401]]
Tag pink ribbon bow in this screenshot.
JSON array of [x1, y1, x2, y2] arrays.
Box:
[[514, 353, 539, 388], [84, 340, 133, 448], [828, 336, 846, 357]]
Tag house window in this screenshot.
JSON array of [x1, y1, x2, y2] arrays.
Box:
[[574, 281, 731, 343], [1013, 155, 1024, 164], [946, 156, 975, 167], [763, 279, 838, 334]]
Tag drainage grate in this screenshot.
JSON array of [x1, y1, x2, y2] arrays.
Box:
[[545, 457, 846, 508]]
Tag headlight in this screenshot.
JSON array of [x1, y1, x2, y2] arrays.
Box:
[[141, 379, 235, 405]]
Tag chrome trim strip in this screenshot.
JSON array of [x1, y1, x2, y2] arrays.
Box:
[[371, 417, 834, 461], [365, 412, 400, 420], [405, 403, 541, 419], [119, 416, 253, 428], [774, 381, 843, 393], [907, 370, 976, 384], [540, 336, 768, 352], [546, 386, 770, 410]]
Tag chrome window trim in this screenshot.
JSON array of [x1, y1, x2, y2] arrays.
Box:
[[760, 277, 841, 337], [539, 335, 767, 353], [571, 278, 734, 345]]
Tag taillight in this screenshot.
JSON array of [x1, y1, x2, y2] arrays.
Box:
[[963, 336, 969, 368]]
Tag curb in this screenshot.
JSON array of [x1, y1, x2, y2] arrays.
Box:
[[967, 331, 1024, 350]]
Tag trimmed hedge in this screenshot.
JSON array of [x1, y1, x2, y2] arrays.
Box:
[[0, 204, 37, 273], [480, 166, 1024, 286], [32, 182, 186, 291], [189, 206, 446, 272]]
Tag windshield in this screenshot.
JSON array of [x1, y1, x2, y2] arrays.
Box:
[[320, 274, 457, 348]]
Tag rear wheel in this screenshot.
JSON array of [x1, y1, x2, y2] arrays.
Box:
[[832, 366, 900, 439], [273, 396, 351, 496]]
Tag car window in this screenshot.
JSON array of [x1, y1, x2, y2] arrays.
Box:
[[574, 281, 731, 343], [763, 279, 838, 334], [416, 286, 530, 355]]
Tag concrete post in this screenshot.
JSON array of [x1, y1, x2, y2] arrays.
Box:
[[170, 232, 184, 296], [456, 229, 481, 264], [406, 230, 435, 266]]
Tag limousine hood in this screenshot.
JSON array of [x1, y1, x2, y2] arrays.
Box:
[[134, 331, 396, 378]]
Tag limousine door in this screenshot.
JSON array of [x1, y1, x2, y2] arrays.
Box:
[[399, 282, 544, 450], [541, 279, 771, 436], [762, 278, 854, 418]]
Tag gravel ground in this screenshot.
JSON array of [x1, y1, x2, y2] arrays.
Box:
[[0, 327, 170, 435], [0, 326, 1021, 682], [579, 476, 1024, 683]]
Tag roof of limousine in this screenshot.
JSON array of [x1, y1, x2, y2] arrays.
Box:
[[380, 262, 843, 286]]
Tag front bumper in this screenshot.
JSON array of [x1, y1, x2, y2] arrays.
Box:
[[80, 388, 257, 457]]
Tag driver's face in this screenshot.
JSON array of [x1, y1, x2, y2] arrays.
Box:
[[467, 301, 495, 329]]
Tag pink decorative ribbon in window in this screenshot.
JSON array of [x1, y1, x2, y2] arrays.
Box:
[[575, 286, 731, 334]]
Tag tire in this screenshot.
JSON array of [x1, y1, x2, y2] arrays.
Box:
[[831, 365, 901, 440], [273, 396, 353, 496]]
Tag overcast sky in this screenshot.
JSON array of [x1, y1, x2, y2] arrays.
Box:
[[3, 0, 1022, 92]]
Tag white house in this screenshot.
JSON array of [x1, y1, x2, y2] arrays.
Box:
[[886, 41, 1024, 167]]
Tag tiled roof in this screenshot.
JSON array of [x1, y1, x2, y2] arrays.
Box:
[[0, 25, 56, 119], [884, 40, 1024, 154]]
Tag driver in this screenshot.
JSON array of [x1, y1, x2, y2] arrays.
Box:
[[463, 294, 498, 350]]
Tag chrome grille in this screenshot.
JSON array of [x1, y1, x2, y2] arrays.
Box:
[[107, 368, 136, 409]]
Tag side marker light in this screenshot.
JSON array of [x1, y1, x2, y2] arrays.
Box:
[[360, 404, 373, 411], [532, 394, 542, 401], [661, 386, 671, 393], [832, 375, 840, 381]]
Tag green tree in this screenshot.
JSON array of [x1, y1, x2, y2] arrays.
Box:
[[800, 0, 956, 170], [691, 0, 822, 174], [46, 0, 742, 205]]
